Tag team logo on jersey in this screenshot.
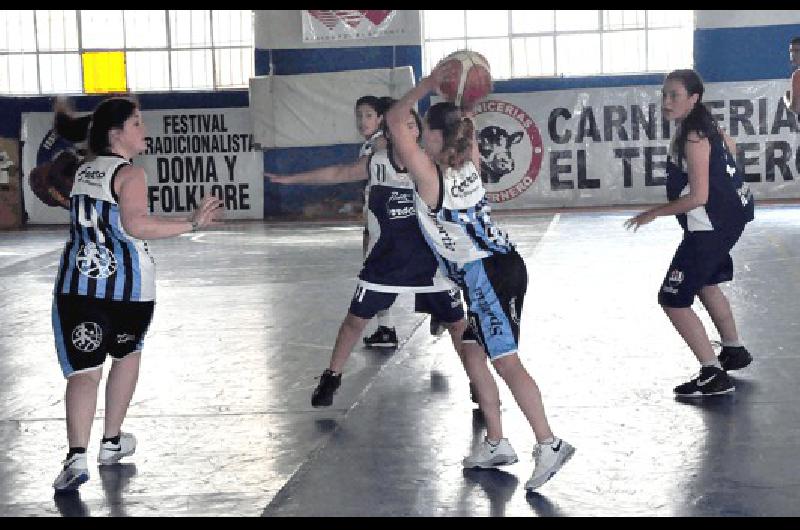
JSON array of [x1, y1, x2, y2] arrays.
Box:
[[76, 243, 117, 279], [473, 100, 544, 203], [387, 190, 415, 219], [71, 321, 102, 353]]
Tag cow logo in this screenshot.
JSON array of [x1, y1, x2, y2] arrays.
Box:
[[72, 321, 102, 353], [76, 243, 117, 279], [473, 100, 544, 203]]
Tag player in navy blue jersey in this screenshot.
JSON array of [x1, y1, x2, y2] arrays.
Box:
[[626, 69, 755, 397], [387, 61, 575, 492], [268, 105, 471, 408], [51, 97, 223, 492]]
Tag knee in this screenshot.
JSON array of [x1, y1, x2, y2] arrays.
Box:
[[492, 355, 522, 381], [70, 368, 103, 386]]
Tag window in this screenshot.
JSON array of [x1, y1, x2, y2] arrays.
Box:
[[423, 10, 693, 79], [0, 10, 253, 95]]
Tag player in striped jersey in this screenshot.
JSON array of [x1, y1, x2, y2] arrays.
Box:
[[387, 62, 575, 491], [52, 97, 223, 492], [267, 106, 470, 408]]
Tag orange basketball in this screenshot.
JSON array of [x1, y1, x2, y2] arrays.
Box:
[[436, 50, 493, 109]]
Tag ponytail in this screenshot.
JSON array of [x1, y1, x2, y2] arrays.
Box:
[[426, 102, 474, 169]]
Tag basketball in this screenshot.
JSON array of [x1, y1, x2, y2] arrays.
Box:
[[435, 50, 493, 109]]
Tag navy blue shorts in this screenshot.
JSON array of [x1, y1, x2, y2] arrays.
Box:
[[658, 229, 743, 308], [462, 249, 527, 360], [349, 283, 464, 322], [53, 294, 154, 378], [414, 287, 464, 323]]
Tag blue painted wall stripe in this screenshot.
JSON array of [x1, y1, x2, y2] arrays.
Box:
[[694, 24, 800, 82]]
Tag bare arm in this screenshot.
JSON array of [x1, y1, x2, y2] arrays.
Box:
[[722, 131, 736, 157], [387, 64, 455, 208], [116, 165, 222, 239], [265, 157, 368, 185], [625, 132, 710, 231], [784, 70, 800, 113]]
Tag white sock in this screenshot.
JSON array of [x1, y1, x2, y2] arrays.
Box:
[[539, 436, 555, 445], [702, 359, 722, 369]]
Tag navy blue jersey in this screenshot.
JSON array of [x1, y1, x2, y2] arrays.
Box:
[[666, 132, 754, 235], [359, 144, 454, 292]]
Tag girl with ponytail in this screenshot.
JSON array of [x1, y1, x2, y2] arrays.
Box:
[[386, 59, 575, 493], [625, 69, 755, 397]]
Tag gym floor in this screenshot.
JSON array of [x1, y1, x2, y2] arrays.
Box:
[[1, 205, 798, 516]]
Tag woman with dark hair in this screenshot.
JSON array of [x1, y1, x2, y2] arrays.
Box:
[[386, 61, 575, 492], [783, 36, 800, 114], [267, 105, 469, 407], [625, 69, 755, 397], [52, 96, 223, 492]]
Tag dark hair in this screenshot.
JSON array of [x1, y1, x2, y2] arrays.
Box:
[[377, 96, 395, 116], [381, 98, 422, 141], [791, 36, 800, 46], [89, 97, 139, 154], [355, 95, 382, 115], [665, 69, 720, 164], [425, 102, 474, 169], [54, 113, 92, 143]]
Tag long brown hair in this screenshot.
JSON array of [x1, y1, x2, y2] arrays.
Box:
[[426, 102, 474, 169]]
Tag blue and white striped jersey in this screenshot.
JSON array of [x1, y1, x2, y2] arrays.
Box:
[[415, 160, 515, 287], [54, 155, 156, 301]]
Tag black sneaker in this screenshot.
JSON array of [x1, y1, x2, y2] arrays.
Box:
[[363, 326, 398, 348], [718, 346, 752, 371], [430, 317, 446, 336], [673, 366, 734, 397], [311, 369, 341, 407]]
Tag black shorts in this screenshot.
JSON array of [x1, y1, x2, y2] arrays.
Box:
[[52, 294, 155, 378], [414, 288, 464, 323], [658, 229, 743, 308], [349, 282, 464, 322], [462, 249, 528, 359]]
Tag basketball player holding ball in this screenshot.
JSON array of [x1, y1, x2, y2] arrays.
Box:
[[386, 51, 575, 492]]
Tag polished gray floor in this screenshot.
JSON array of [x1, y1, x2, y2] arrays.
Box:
[[1, 205, 799, 517]]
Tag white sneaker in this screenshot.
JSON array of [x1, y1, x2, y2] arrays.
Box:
[[53, 453, 89, 492], [462, 437, 518, 468], [525, 437, 575, 491], [98, 432, 136, 465]]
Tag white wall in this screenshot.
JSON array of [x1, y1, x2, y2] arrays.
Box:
[[255, 10, 421, 49], [695, 10, 800, 29]]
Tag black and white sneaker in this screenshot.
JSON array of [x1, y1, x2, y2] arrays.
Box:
[[673, 366, 734, 397], [311, 369, 341, 407], [718, 346, 752, 371], [363, 326, 398, 348]]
